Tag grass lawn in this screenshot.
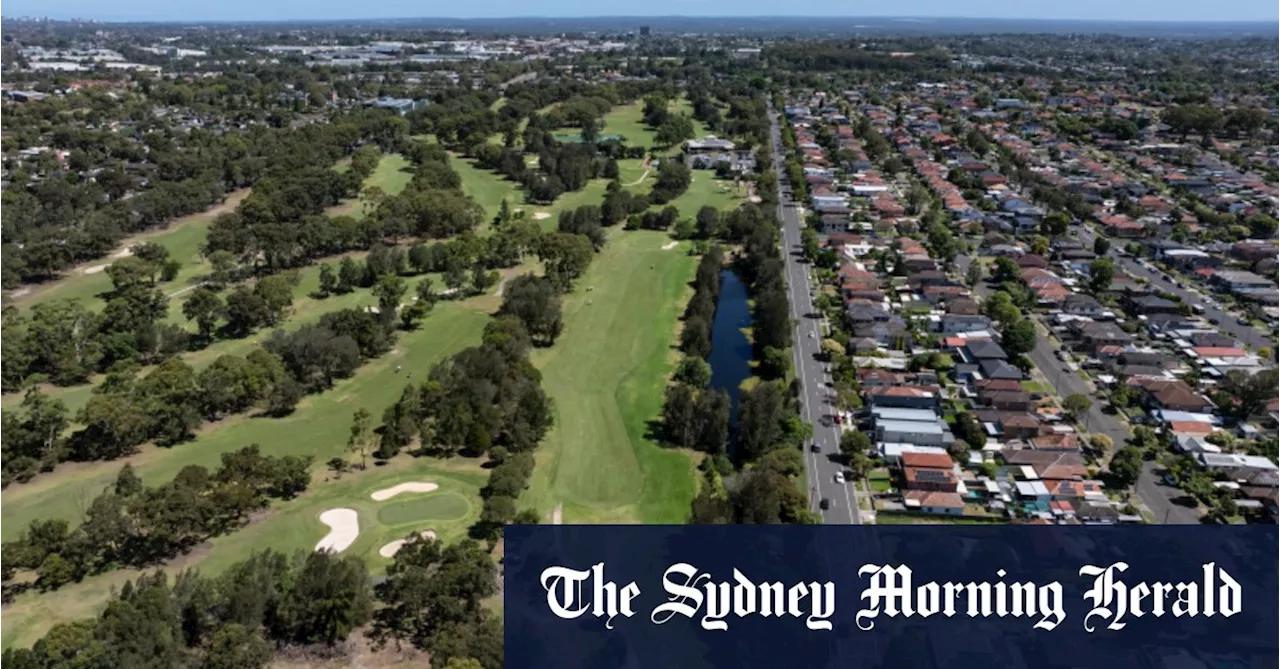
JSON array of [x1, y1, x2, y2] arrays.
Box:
[[325, 153, 414, 219], [452, 154, 523, 222], [0, 301, 491, 542], [522, 230, 699, 523], [1021, 380, 1052, 394], [0, 457, 488, 650]]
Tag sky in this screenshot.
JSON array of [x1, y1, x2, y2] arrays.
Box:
[[2, 0, 1277, 23]]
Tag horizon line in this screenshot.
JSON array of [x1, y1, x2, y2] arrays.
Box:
[[3, 14, 1278, 25]]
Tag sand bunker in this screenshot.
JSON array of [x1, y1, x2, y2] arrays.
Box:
[[111, 247, 135, 259], [370, 481, 439, 502], [315, 508, 359, 553], [533, 212, 551, 220], [661, 241, 678, 250], [82, 264, 109, 275], [378, 530, 438, 558]]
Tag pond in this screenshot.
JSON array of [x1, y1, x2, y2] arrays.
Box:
[[707, 270, 753, 431]]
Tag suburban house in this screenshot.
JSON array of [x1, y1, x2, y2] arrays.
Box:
[[1209, 270, 1273, 295], [1125, 295, 1181, 316], [1127, 377, 1216, 414], [903, 490, 966, 516], [865, 385, 942, 411]]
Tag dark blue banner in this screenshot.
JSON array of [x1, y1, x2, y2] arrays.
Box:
[[504, 526, 1277, 669]]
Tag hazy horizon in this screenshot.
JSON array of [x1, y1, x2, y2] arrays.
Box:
[[3, 1, 1277, 24]]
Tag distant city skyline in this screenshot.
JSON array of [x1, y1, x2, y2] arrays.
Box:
[[2, 0, 1277, 24]]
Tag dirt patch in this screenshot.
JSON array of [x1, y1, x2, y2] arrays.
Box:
[[315, 508, 359, 553], [377, 530, 437, 558], [370, 481, 439, 502]]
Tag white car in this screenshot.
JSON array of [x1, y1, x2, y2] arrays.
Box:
[[808, 332, 815, 339], [834, 472, 846, 484]]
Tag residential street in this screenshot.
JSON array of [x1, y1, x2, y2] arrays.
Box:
[[1076, 226, 1274, 351], [769, 109, 862, 524], [955, 252, 1200, 524]]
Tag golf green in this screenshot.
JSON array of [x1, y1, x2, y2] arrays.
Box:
[[376, 492, 472, 526]]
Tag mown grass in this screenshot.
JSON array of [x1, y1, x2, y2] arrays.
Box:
[[522, 231, 700, 523]]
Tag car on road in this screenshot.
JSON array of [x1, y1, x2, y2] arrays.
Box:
[[1237, 317, 1251, 326], [819, 498, 831, 510], [808, 332, 814, 339], [1208, 317, 1220, 325], [834, 472, 845, 484], [810, 442, 820, 453]]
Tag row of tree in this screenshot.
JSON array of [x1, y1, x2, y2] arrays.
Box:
[[4, 529, 502, 669], [2, 446, 311, 592]]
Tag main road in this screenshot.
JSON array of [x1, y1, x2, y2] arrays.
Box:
[[768, 107, 861, 524]]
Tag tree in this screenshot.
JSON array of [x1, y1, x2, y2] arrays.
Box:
[[1001, 318, 1037, 356], [1041, 211, 1070, 237], [1093, 236, 1111, 256], [1108, 446, 1143, 490], [965, 261, 983, 288], [695, 206, 722, 240], [373, 274, 408, 325], [674, 357, 712, 388], [991, 256, 1020, 284], [537, 233, 595, 292], [1063, 393, 1092, 421], [1221, 369, 1279, 421], [200, 623, 273, 669], [183, 288, 225, 340], [224, 286, 269, 337], [947, 440, 971, 464], [471, 265, 497, 294], [337, 258, 362, 294], [650, 161, 692, 204], [840, 429, 871, 459], [275, 551, 372, 646], [500, 275, 563, 345], [254, 274, 297, 326], [1088, 258, 1115, 294], [661, 383, 699, 448], [318, 263, 338, 297], [348, 408, 373, 470]]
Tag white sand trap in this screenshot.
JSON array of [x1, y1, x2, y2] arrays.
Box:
[[370, 481, 439, 502], [378, 530, 438, 558], [315, 509, 359, 553], [661, 241, 678, 250], [111, 247, 134, 259], [533, 212, 551, 220], [82, 264, 109, 275]]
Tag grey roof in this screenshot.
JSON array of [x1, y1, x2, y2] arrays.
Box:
[[964, 340, 1008, 360], [979, 359, 1022, 380]]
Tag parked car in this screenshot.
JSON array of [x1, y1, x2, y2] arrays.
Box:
[[819, 498, 831, 510], [810, 442, 821, 453]]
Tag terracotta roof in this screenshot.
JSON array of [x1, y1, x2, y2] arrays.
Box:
[[904, 490, 965, 508], [901, 452, 955, 470]]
